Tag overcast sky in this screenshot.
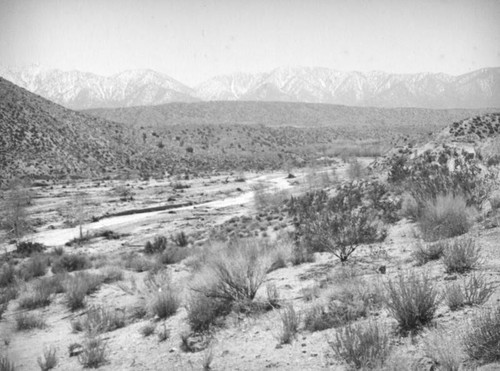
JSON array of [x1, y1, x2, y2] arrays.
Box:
[[0, 0, 499, 85]]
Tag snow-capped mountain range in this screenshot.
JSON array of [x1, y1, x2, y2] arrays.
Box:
[[1, 65, 498, 109]]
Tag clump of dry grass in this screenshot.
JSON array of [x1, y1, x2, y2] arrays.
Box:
[[422, 327, 465, 371], [442, 236, 481, 274], [37, 346, 58, 371], [329, 321, 391, 370], [445, 273, 494, 311], [417, 194, 473, 242], [15, 312, 46, 330], [384, 271, 440, 334], [277, 304, 300, 344], [462, 306, 500, 364]]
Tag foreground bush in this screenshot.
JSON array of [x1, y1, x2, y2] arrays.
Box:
[[78, 336, 108, 368], [277, 304, 300, 344], [194, 239, 272, 302], [462, 306, 500, 364], [186, 292, 231, 333], [18, 279, 54, 309], [329, 321, 391, 370], [0, 263, 16, 288], [150, 290, 180, 319], [423, 327, 464, 371], [412, 240, 446, 266], [445, 274, 494, 311], [51, 254, 91, 274], [15, 312, 46, 330], [64, 272, 104, 310], [417, 194, 472, 242], [442, 237, 481, 273], [0, 356, 15, 371], [72, 305, 125, 334], [384, 271, 440, 333], [15, 241, 46, 257], [17, 254, 48, 281], [37, 346, 58, 371], [144, 236, 168, 254]]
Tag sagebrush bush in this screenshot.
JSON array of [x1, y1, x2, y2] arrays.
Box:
[[418, 194, 473, 242], [0, 356, 15, 371], [172, 231, 188, 247], [442, 237, 481, 273], [193, 239, 272, 302], [156, 246, 189, 265], [186, 292, 231, 333], [150, 290, 180, 319], [144, 236, 168, 254], [18, 280, 54, 309], [15, 312, 46, 330], [384, 271, 440, 333], [445, 274, 494, 311], [78, 336, 108, 368], [64, 272, 104, 310], [329, 321, 391, 370], [51, 254, 91, 274], [422, 327, 464, 371], [462, 306, 500, 364], [18, 254, 48, 281], [37, 346, 58, 371], [72, 305, 125, 334], [15, 241, 46, 257], [277, 304, 300, 344], [412, 240, 446, 266], [122, 252, 158, 272], [140, 323, 156, 337], [0, 263, 16, 288]]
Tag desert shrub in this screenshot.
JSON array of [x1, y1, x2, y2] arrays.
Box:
[[78, 336, 108, 368], [194, 239, 272, 302], [384, 271, 440, 333], [172, 181, 190, 190], [399, 193, 419, 221], [150, 290, 180, 319], [418, 194, 473, 241], [64, 272, 104, 310], [172, 231, 188, 247], [291, 243, 315, 265], [253, 182, 290, 211], [304, 300, 367, 332], [144, 236, 168, 254], [18, 280, 54, 309], [100, 266, 123, 283], [445, 274, 494, 311], [15, 312, 46, 330], [0, 263, 16, 288], [186, 292, 231, 333], [37, 346, 58, 371], [277, 304, 300, 344], [422, 327, 464, 371], [347, 159, 366, 180], [157, 323, 170, 342], [0, 356, 15, 371], [329, 321, 391, 370], [122, 252, 157, 272], [37, 274, 67, 294], [388, 146, 493, 209], [51, 254, 91, 274], [0, 286, 19, 312], [412, 240, 446, 266], [304, 281, 382, 332], [462, 306, 500, 364], [291, 182, 389, 263], [140, 323, 156, 337], [15, 241, 46, 257], [156, 246, 189, 265], [72, 305, 125, 334], [18, 254, 48, 281], [442, 237, 481, 273]]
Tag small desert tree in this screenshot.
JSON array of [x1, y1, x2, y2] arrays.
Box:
[[1, 180, 31, 244], [63, 191, 93, 240]]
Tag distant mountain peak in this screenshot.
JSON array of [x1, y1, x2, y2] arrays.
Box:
[[0, 66, 498, 109]]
